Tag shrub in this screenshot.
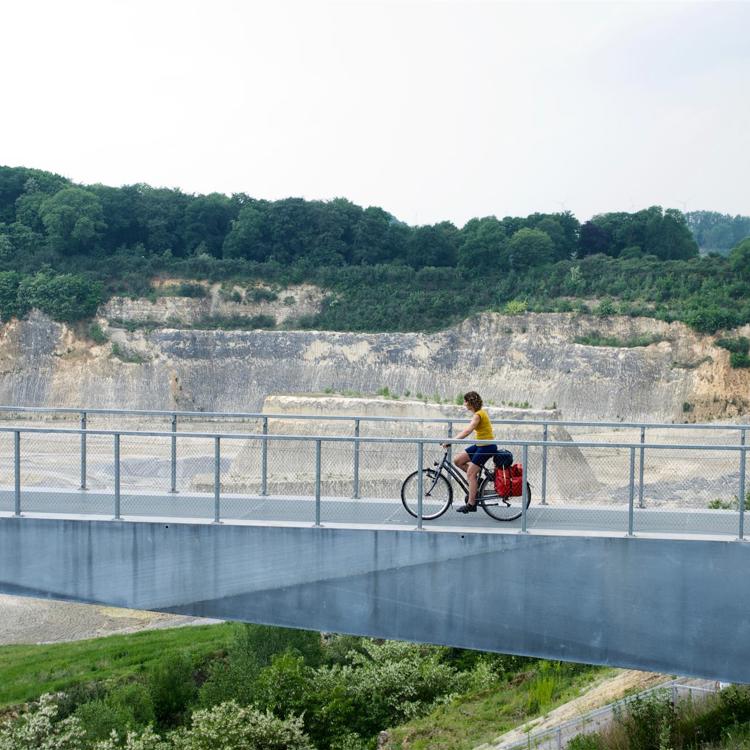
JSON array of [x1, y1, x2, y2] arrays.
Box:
[[163, 282, 207, 298], [248, 287, 278, 303], [503, 299, 527, 315], [0, 694, 86, 750], [172, 701, 314, 750], [88, 322, 108, 344], [111, 342, 146, 364], [148, 652, 197, 728], [595, 299, 616, 317], [568, 734, 606, 750], [18, 272, 103, 323], [715, 336, 750, 355], [0, 271, 27, 321]]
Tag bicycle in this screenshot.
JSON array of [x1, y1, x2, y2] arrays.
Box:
[[400, 447, 532, 521]]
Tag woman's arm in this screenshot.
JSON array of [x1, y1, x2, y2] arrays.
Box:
[[454, 413, 480, 441]]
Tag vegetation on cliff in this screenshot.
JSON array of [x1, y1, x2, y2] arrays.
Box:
[[1, 166, 749, 333]]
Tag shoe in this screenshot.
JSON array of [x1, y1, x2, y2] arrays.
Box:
[[456, 503, 477, 513]]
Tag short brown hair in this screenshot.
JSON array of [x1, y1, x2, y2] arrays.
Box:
[[463, 391, 483, 411]]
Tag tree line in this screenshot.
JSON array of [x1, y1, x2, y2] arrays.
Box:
[[0, 165, 748, 334]]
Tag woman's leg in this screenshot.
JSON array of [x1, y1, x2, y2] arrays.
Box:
[[453, 451, 470, 473], [467, 462, 480, 505]]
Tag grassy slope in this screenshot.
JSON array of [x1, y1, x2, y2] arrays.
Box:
[[0, 623, 234, 708], [387, 666, 613, 750]]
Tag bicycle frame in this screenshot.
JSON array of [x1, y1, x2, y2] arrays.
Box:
[[430, 449, 499, 503]]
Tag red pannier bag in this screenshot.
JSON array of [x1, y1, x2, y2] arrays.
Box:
[[494, 463, 524, 497]]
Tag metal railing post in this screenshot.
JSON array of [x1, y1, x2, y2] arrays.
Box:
[[79, 411, 87, 490], [353, 419, 360, 499], [213, 436, 221, 523], [170, 414, 178, 493], [638, 426, 646, 508], [521, 444, 529, 532], [113, 433, 121, 520], [315, 439, 322, 526], [13, 430, 20, 516], [261, 417, 268, 496], [739, 429, 747, 541], [557, 727, 563, 750], [541, 423, 548, 505], [417, 442, 424, 530], [446, 422, 452, 461], [627, 446, 636, 536]]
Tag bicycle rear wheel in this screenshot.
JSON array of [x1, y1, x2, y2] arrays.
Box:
[[478, 476, 531, 522], [401, 469, 453, 520]]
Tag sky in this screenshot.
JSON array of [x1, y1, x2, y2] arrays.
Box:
[[1, 0, 748, 227]]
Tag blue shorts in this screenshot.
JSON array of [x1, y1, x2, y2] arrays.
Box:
[[466, 444, 497, 467]]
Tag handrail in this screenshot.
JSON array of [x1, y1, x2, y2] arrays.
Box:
[[0, 424, 747, 451], [0, 404, 747, 432]]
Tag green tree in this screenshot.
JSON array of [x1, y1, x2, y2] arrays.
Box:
[[39, 187, 106, 254], [457, 216, 507, 267], [182, 193, 237, 258], [406, 224, 458, 268], [507, 227, 555, 267], [729, 238, 750, 280], [222, 203, 268, 261]]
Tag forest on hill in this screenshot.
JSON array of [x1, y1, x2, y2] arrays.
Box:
[[0, 165, 749, 333]]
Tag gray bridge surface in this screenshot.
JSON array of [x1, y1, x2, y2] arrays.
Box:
[[0, 488, 743, 537]]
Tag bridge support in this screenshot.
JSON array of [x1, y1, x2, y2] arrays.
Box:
[[1, 515, 748, 683]]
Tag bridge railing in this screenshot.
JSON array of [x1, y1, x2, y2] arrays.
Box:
[[0, 405, 747, 509], [0, 425, 747, 539]]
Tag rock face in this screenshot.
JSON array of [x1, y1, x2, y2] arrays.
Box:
[[0, 308, 748, 423], [100, 282, 323, 326]]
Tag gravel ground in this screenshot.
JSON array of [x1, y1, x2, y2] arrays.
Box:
[[0, 594, 218, 645]]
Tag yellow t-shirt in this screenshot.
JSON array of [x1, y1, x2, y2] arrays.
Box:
[[474, 409, 494, 441]]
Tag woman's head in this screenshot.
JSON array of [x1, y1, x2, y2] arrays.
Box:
[[463, 391, 483, 412]]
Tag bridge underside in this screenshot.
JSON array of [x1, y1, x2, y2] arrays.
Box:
[[1, 515, 748, 683]]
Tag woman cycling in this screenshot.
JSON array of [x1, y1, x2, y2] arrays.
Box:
[[447, 391, 497, 513]]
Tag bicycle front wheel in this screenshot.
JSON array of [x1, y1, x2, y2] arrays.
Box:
[[401, 469, 453, 520], [479, 476, 532, 522]]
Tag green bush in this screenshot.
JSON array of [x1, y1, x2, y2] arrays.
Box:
[[614, 691, 674, 750], [111, 342, 146, 364], [0, 271, 27, 321], [503, 299, 527, 315], [163, 282, 207, 298], [248, 287, 278, 303], [147, 652, 197, 728], [87, 322, 108, 344], [568, 734, 606, 750], [17, 272, 103, 323], [716, 336, 750, 355]]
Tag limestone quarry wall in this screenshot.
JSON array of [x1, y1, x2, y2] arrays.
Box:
[[0, 308, 748, 423]]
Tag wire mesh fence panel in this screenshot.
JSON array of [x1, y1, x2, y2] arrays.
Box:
[[0, 431, 15, 511], [230, 437, 317, 523], [357, 439, 414, 501], [319, 440, 397, 525], [115, 434, 177, 518], [19, 431, 80, 489], [635, 447, 741, 537], [527, 443, 633, 534], [84, 433, 115, 493]]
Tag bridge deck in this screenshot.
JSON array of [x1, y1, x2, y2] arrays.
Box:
[[0, 487, 741, 538]]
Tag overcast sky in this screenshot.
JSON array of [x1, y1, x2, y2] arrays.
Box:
[[2, 0, 748, 226]]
